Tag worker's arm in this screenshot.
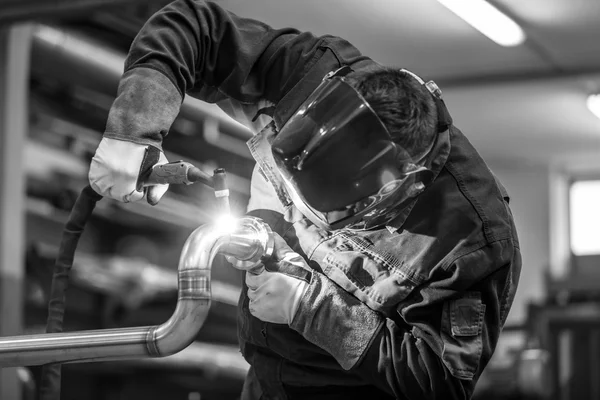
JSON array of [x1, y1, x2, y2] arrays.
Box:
[[107, 0, 367, 147], [91, 0, 367, 202], [284, 238, 520, 399]]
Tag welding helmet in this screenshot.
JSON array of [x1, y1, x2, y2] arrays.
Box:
[[271, 66, 452, 231]]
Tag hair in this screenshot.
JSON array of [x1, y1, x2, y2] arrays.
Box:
[[345, 67, 438, 156]]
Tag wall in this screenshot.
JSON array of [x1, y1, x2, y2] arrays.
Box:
[[488, 161, 551, 325]]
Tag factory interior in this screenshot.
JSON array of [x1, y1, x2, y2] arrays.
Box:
[[1, 0, 600, 399]]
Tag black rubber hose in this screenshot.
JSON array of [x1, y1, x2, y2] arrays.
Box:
[[38, 185, 102, 400]]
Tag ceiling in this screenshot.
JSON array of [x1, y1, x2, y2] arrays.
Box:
[[212, 0, 600, 170], [4, 0, 600, 171]]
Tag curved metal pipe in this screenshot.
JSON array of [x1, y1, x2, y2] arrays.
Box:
[[0, 216, 273, 367]]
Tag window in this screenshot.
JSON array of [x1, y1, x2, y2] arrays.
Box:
[[569, 179, 600, 256]]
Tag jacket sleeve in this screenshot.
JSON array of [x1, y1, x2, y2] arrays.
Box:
[[290, 238, 521, 400], [104, 0, 367, 148]]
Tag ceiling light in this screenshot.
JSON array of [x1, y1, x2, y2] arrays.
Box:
[[437, 0, 526, 47], [587, 94, 600, 120]]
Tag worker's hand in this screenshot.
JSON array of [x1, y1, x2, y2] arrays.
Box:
[[225, 256, 263, 272], [89, 137, 169, 204], [246, 234, 311, 325]]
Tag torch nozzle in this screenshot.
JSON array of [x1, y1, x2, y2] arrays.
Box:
[[143, 161, 230, 215], [186, 166, 213, 187]]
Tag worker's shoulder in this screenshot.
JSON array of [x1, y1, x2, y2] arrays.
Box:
[[442, 126, 516, 244], [272, 37, 376, 128], [316, 35, 375, 69]]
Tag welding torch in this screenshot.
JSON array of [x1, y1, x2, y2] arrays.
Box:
[[139, 160, 231, 214]]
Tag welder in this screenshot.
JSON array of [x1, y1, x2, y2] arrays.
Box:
[[88, 1, 522, 399]]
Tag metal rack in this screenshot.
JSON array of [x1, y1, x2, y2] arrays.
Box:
[[0, 24, 33, 400], [0, 16, 256, 399]]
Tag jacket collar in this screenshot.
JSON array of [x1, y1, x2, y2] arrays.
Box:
[[383, 127, 452, 234]]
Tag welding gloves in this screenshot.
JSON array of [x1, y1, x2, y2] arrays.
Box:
[[246, 234, 311, 325], [88, 67, 183, 205], [89, 138, 169, 204]]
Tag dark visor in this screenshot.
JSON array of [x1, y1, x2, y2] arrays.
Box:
[[272, 77, 423, 214]]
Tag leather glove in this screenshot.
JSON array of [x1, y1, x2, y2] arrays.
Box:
[[246, 234, 311, 325], [89, 137, 169, 204]]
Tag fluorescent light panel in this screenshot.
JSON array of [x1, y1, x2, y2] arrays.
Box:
[[437, 0, 526, 47]]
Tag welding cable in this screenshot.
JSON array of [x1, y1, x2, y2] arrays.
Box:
[[38, 185, 102, 400]]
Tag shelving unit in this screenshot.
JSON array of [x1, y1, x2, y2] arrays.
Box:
[[0, 24, 33, 400], [6, 14, 256, 399]]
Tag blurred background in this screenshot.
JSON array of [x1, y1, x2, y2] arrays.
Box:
[[0, 0, 599, 399]]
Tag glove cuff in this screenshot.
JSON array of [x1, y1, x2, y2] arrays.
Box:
[[104, 67, 182, 150], [290, 272, 383, 370]]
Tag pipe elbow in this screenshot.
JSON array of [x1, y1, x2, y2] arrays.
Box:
[[0, 216, 273, 367], [149, 216, 273, 356]]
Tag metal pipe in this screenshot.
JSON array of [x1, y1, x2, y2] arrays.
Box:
[[0, 216, 273, 368]]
